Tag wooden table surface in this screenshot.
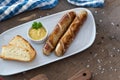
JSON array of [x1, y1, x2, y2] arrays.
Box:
[[0, 0, 120, 80]]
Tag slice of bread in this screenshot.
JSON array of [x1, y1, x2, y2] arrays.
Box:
[[0, 35, 36, 62], [9, 35, 36, 61], [0, 45, 31, 61]]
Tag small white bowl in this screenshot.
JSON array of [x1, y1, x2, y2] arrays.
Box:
[[27, 27, 48, 44]]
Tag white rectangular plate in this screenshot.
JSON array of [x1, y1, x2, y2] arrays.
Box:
[[0, 8, 96, 76]]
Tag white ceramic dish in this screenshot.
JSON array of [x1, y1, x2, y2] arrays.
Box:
[[27, 26, 48, 44], [0, 8, 96, 76]]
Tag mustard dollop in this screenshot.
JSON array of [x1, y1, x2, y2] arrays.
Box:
[[29, 27, 46, 40]]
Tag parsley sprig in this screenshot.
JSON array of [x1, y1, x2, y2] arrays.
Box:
[[32, 22, 43, 29]]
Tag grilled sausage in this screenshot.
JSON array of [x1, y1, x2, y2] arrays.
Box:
[[55, 10, 88, 56], [43, 11, 76, 55]]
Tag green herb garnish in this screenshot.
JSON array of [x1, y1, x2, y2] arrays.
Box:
[[32, 22, 43, 29]]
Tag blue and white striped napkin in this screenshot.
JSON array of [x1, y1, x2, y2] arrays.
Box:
[[67, 0, 104, 7], [0, 0, 104, 21], [0, 0, 58, 21]]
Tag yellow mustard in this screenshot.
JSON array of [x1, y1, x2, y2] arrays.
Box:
[[29, 27, 46, 40]]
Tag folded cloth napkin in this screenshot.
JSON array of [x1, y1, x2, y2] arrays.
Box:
[[67, 0, 104, 7], [0, 0, 58, 21]]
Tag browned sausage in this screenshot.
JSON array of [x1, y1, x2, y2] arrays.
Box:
[[55, 10, 87, 56], [43, 11, 76, 55]]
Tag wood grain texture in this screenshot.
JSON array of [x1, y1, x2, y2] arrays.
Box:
[[30, 74, 48, 80], [68, 68, 91, 80], [0, 0, 120, 80]]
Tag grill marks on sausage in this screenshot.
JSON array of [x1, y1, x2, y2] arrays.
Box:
[[43, 11, 76, 55]]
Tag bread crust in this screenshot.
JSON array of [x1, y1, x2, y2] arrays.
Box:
[[55, 10, 88, 56], [43, 11, 76, 55]]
